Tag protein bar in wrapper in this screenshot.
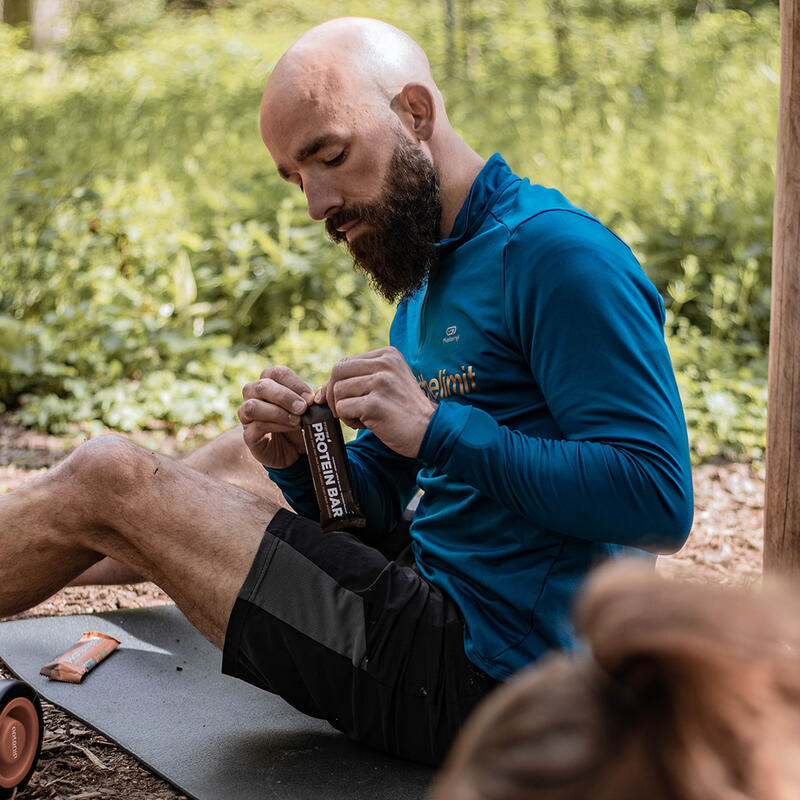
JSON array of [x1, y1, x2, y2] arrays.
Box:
[[301, 402, 366, 532], [40, 631, 120, 683]]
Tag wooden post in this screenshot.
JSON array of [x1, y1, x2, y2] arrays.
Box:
[[764, 0, 800, 575], [2, 0, 32, 26], [443, 0, 456, 81]]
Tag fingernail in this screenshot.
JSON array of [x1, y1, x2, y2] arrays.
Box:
[[288, 414, 299, 424], [292, 400, 305, 414]]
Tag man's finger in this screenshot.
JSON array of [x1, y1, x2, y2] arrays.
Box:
[[241, 420, 299, 447], [331, 375, 373, 403], [314, 380, 330, 406], [238, 397, 301, 427], [256, 366, 314, 402], [334, 395, 370, 428], [329, 355, 388, 382], [345, 346, 393, 360], [242, 378, 310, 415]]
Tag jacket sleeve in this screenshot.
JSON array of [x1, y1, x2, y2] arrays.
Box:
[[417, 211, 693, 554], [267, 428, 420, 543]]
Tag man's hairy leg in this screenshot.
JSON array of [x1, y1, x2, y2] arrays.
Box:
[[69, 425, 290, 586], [0, 435, 279, 648]]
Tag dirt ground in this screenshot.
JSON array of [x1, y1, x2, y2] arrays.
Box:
[[0, 416, 766, 799]]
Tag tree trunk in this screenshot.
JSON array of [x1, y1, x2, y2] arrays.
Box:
[[2, 0, 32, 25], [462, 0, 474, 80], [443, 0, 456, 81], [764, 0, 800, 576], [548, 0, 575, 82]]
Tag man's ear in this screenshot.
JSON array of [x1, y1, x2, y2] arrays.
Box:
[[391, 83, 435, 142]]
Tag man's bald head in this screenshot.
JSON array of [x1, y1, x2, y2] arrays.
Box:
[[260, 17, 447, 154]]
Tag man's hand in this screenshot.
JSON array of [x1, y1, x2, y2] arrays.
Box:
[[239, 366, 315, 469], [317, 346, 436, 458]]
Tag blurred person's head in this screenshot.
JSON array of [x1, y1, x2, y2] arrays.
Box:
[[431, 562, 800, 800], [259, 17, 482, 302]]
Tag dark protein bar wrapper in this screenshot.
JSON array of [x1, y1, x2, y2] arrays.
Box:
[[301, 402, 366, 532], [40, 631, 120, 684]]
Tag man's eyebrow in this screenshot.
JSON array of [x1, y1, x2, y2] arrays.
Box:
[[276, 134, 342, 180], [294, 134, 340, 163]]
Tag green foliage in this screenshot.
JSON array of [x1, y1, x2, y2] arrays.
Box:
[[0, 160, 389, 432], [0, 0, 778, 460], [61, 0, 164, 57], [667, 323, 767, 464], [574, 0, 778, 23]]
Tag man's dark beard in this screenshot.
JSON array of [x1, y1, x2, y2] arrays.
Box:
[[326, 138, 441, 303]]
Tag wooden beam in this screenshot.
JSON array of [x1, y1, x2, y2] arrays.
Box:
[[764, 0, 800, 575]]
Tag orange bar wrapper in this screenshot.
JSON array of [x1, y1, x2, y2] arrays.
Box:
[[40, 631, 120, 683]]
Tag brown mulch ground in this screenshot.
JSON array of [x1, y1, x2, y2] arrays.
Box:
[[0, 416, 766, 799]]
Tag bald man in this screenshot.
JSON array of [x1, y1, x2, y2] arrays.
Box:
[[0, 18, 693, 765]]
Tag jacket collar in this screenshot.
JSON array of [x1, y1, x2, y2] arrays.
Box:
[[434, 153, 518, 257]]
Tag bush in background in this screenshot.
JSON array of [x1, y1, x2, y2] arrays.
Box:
[[0, 0, 778, 461]]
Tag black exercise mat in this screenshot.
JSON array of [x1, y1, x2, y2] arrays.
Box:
[[0, 605, 433, 800]]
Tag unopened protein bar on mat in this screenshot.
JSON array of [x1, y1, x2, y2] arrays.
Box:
[[301, 402, 366, 532], [40, 631, 120, 683]]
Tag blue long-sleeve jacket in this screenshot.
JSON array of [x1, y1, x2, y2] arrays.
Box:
[[270, 154, 693, 680]]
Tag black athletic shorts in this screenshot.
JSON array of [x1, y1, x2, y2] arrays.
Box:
[[222, 509, 500, 766]]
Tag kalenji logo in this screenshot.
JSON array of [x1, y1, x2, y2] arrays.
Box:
[[445, 325, 457, 336], [443, 325, 459, 344]]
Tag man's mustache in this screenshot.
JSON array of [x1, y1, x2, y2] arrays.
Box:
[[326, 206, 377, 240]]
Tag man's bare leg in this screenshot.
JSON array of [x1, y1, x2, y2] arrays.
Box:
[[0, 435, 279, 647], [69, 425, 290, 586], [180, 425, 289, 504]]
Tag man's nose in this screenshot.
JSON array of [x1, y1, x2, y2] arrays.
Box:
[[304, 177, 343, 222]]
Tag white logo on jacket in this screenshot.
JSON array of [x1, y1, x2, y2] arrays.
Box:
[[443, 325, 459, 344]]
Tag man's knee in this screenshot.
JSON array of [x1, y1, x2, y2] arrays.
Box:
[[64, 434, 152, 516]]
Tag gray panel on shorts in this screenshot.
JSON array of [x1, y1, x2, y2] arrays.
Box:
[[243, 531, 368, 668]]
